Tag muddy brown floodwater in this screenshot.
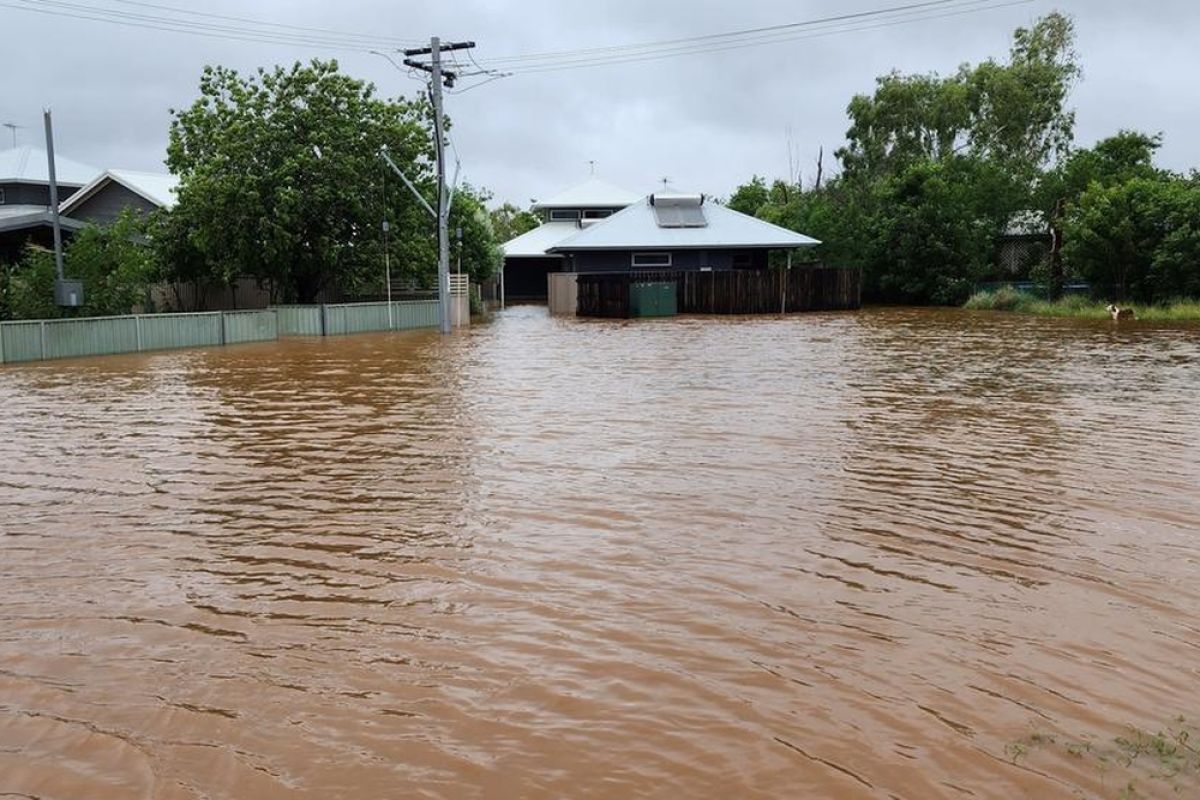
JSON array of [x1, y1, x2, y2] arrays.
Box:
[[1, 306, 1199, 799]]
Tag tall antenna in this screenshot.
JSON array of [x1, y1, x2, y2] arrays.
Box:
[[588, 159, 596, 176], [2, 122, 24, 147], [660, 176, 670, 190]]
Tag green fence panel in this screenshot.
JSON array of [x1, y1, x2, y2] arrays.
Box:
[[139, 312, 223, 351], [394, 300, 440, 330], [275, 305, 324, 336], [0, 322, 46, 363], [324, 302, 390, 336], [44, 316, 140, 360], [223, 310, 278, 344]]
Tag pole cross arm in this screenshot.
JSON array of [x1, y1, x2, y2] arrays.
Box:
[[379, 148, 437, 219]]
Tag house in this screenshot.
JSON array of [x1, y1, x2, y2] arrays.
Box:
[[0, 146, 95, 262], [60, 169, 179, 224], [500, 177, 641, 300], [548, 191, 819, 272], [995, 210, 1051, 278]]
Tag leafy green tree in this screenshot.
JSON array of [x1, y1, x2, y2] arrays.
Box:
[[166, 59, 438, 303], [837, 13, 1078, 182], [65, 210, 159, 315], [1063, 175, 1200, 301], [1035, 130, 1162, 214], [726, 176, 771, 217], [1, 247, 59, 320], [489, 202, 540, 244], [1, 212, 158, 320], [450, 184, 503, 283]]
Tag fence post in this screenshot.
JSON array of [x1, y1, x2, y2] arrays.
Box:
[[219, 312, 227, 346], [320, 303, 328, 336], [39, 320, 47, 361], [0, 324, 5, 364], [135, 314, 143, 351]]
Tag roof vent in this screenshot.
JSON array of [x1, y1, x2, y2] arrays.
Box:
[[650, 193, 707, 228]]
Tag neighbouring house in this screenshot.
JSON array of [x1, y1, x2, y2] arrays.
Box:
[[548, 191, 819, 272], [0, 146, 95, 263], [995, 210, 1051, 278], [60, 169, 179, 224], [500, 177, 642, 300]]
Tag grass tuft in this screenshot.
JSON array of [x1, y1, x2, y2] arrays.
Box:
[[963, 290, 1200, 321]]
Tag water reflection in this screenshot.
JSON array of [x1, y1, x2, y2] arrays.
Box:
[[1, 306, 1198, 799]]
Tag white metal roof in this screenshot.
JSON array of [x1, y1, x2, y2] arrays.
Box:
[[549, 195, 820, 251], [0, 146, 97, 186], [500, 221, 576, 257], [530, 177, 641, 210], [60, 169, 179, 214]]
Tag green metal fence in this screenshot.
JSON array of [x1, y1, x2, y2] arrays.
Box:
[[277, 300, 440, 337], [275, 305, 325, 336], [223, 309, 279, 344], [1, 300, 443, 365], [1, 310, 273, 364]]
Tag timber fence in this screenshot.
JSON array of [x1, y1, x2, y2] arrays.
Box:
[[575, 266, 862, 319], [0, 299, 442, 365]]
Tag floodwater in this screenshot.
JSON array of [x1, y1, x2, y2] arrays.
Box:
[[1, 307, 1198, 799]]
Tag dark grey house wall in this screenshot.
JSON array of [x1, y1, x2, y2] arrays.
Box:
[[66, 183, 157, 225], [0, 182, 83, 207], [565, 248, 769, 273]]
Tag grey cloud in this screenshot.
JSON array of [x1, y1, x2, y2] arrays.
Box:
[[3, 0, 1197, 206]]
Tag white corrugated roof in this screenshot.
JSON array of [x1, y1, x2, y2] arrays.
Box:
[[549, 195, 820, 251], [531, 177, 641, 210], [0, 146, 97, 186], [501, 221, 577, 257], [60, 169, 179, 214]]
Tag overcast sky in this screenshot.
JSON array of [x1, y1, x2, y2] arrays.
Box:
[[3, 0, 1196, 207]]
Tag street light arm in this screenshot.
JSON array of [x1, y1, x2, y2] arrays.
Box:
[[379, 147, 437, 219]]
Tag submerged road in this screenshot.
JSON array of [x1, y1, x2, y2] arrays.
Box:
[[1, 306, 1198, 798]]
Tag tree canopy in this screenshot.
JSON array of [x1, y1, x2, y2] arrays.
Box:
[[163, 59, 499, 303], [724, 12, 1198, 305]]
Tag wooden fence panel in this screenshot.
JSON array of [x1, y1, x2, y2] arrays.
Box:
[[575, 267, 862, 318]]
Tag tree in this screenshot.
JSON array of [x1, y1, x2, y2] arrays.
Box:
[[1063, 175, 1200, 301], [0, 211, 159, 320], [450, 184, 503, 283], [489, 202, 539, 244], [837, 13, 1079, 182], [165, 59, 438, 303], [726, 176, 771, 217]]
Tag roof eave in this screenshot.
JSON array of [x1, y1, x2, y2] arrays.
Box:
[[548, 242, 820, 253]]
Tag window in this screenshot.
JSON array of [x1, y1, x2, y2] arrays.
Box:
[[0, 188, 5, 205], [549, 209, 580, 222], [732, 252, 753, 269], [632, 252, 672, 268], [582, 209, 612, 220]]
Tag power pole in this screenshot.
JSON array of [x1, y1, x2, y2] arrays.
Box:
[[43, 110, 65, 283], [403, 37, 474, 335]]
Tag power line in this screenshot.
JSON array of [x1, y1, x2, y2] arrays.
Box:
[[479, 0, 986, 66], [103, 0, 424, 46], [2, 0, 415, 51], [483, 0, 1030, 75]]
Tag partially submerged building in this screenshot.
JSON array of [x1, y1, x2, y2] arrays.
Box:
[[548, 191, 819, 271], [500, 177, 641, 301], [499, 177, 855, 316]]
